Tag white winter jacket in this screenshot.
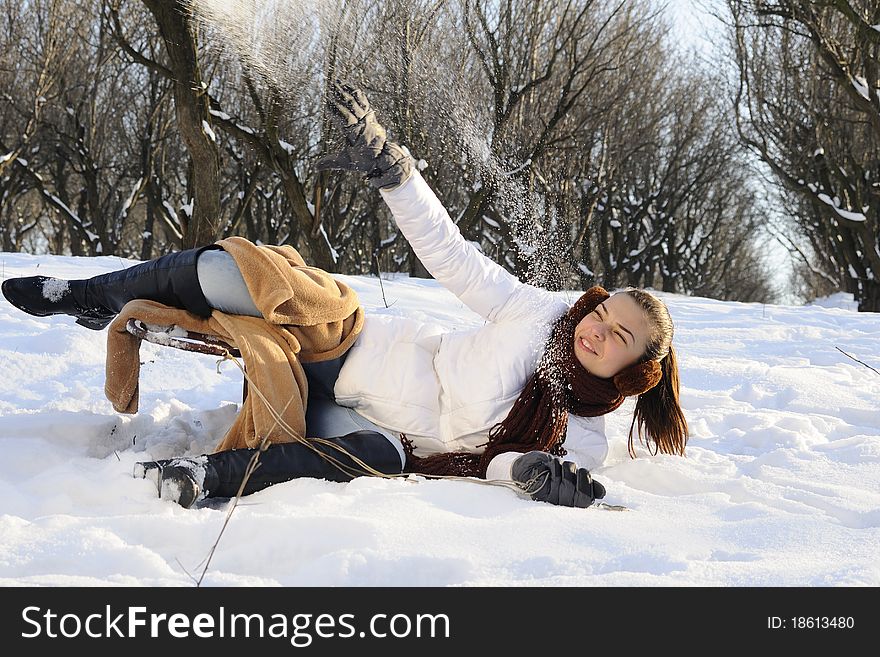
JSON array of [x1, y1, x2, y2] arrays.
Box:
[[333, 171, 609, 474]]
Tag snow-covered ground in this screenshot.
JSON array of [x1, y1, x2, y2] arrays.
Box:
[[0, 251, 878, 587]]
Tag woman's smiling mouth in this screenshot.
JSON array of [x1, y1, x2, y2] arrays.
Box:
[[578, 336, 597, 355]]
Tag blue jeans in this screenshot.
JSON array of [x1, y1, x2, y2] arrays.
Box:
[[301, 355, 405, 468], [197, 248, 405, 469]]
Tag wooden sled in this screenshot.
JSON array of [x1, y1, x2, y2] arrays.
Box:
[[125, 318, 248, 400]]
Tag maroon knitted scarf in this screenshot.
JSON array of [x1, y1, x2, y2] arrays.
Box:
[[403, 286, 629, 478]]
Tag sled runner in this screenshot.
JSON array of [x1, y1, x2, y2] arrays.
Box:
[[125, 318, 241, 358]]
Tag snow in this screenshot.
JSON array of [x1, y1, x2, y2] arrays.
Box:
[[120, 178, 144, 219], [39, 277, 70, 303], [816, 192, 867, 222], [318, 225, 338, 263], [161, 200, 179, 221], [206, 109, 254, 135], [45, 194, 100, 243], [852, 76, 871, 102], [807, 292, 859, 311], [807, 184, 868, 223], [0, 251, 879, 587], [202, 120, 217, 143]]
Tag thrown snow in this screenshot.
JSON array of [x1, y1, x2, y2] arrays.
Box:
[[41, 278, 70, 303], [0, 251, 878, 586]]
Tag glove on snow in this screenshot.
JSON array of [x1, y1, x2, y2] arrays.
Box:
[[316, 79, 414, 190], [511, 451, 606, 508]]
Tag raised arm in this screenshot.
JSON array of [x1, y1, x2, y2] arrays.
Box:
[[379, 172, 527, 321], [317, 80, 526, 321]]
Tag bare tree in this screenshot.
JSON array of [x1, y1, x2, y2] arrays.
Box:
[[135, 0, 222, 248], [726, 0, 880, 311], [1, 0, 779, 307], [1, 0, 160, 256], [457, 2, 646, 258]]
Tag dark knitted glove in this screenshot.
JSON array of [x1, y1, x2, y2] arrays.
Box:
[[316, 79, 414, 190], [511, 451, 606, 508]]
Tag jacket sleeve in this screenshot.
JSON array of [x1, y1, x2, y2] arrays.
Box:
[[379, 171, 525, 322], [483, 414, 609, 480], [560, 414, 609, 472]]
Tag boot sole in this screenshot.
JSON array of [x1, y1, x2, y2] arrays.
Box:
[[160, 475, 202, 509], [134, 461, 201, 508], [75, 316, 113, 330]]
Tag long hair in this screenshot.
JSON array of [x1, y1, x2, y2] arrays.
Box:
[[623, 289, 689, 458]]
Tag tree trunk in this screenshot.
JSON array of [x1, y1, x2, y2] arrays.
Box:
[[858, 279, 880, 313], [142, 0, 221, 249], [279, 173, 335, 271]]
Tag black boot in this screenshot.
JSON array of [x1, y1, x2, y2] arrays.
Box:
[[1, 245, 218, 330], [133, 430, 404, 508], [134, 457, 207, 509]]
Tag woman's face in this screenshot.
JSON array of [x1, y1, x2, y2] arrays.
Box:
[[573, 293, 651, 379]]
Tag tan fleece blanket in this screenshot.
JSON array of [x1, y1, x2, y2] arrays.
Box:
[[104, 237, 364, 452]]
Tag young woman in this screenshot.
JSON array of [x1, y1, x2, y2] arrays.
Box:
[[1, 81, 688, 509]]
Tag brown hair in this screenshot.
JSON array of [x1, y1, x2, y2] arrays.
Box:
[[622, 289, 689, 458]]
